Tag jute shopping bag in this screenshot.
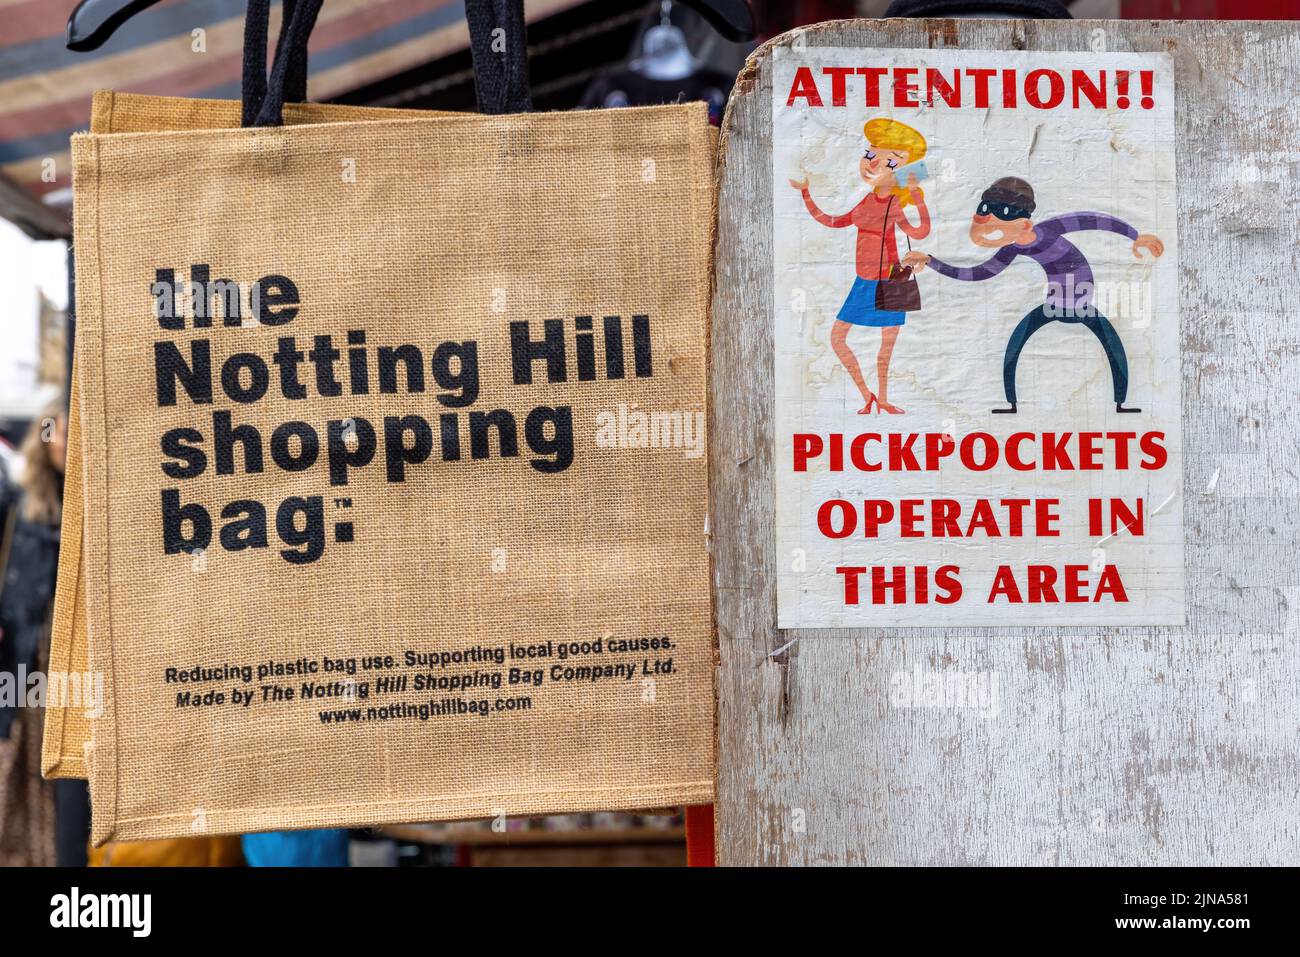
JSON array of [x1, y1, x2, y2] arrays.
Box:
[[71, 0, 715, 843], [43, 91, 464, 780], [49, 85, 719, 781]]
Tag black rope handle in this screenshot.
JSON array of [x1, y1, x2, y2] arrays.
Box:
[[253, 0, 323, 127], [280, 0, 312, 110], [242, 0, 315, 127], [465, 0, 532, 115], [243, 0, 531, 127], [241, 0, 272, 126]]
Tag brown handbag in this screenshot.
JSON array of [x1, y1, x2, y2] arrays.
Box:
[[874, 196, 922, 312]]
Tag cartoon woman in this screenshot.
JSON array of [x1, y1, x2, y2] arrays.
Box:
[[790, 118, 931, 414]]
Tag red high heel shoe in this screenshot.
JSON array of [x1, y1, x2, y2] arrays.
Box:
[[858, 395, 879, 414]]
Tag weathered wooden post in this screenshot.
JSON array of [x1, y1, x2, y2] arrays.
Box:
[[711, 18, 1300, 865]]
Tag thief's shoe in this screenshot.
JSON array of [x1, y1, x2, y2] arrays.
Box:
[[992, 403, 1017, 414], [1116, 403, 1142, 413]]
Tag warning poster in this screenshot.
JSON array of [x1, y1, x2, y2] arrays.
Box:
[[772, 47, 1184, 627]]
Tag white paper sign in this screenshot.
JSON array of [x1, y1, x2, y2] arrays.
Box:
[[772, 47, 1184, 627]]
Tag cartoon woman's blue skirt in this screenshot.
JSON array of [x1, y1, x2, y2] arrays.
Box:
[[836, 277, 905, 327]]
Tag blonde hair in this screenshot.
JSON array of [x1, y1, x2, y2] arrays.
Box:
[[864, 118, 927, 208], [19, 397, 65, 525]]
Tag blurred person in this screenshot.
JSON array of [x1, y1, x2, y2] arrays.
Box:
[[89, 836, 244, 867], [0, 433, 18, 499], [241, 829, 350, 866], [0, 398, 88, 865]]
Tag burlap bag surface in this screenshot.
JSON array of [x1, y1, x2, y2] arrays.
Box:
[[45, 93, 464, 780], [90, 90, 445, 133], [72, 101, 715, 843]]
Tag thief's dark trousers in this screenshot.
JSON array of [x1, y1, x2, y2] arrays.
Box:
[[1004, 304, 1129, 405]]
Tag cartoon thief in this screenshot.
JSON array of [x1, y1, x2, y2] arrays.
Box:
[[905, 177, 1164, 414]]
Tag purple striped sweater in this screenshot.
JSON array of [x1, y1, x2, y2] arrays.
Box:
[[927, 212, 1138, 316]]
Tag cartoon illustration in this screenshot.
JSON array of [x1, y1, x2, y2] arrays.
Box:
[[904, 176, 1164, 414], [789, 118, 931, 414]]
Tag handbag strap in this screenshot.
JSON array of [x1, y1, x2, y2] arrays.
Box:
[[242, 0, 531, 128], [874, 195, 915, 281], [877, 194, 895, 281]]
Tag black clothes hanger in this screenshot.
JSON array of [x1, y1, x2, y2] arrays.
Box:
[[678, 0, 754, 43], [66, 0, 162, 52], [66, 0, 756, 52]]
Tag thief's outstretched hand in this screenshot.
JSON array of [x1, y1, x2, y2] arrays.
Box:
[[902, 251, 931, 272], [1133, 233, 1165, 259]]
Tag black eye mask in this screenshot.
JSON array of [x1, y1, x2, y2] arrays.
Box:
[[976, 200, 1031, 222]]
